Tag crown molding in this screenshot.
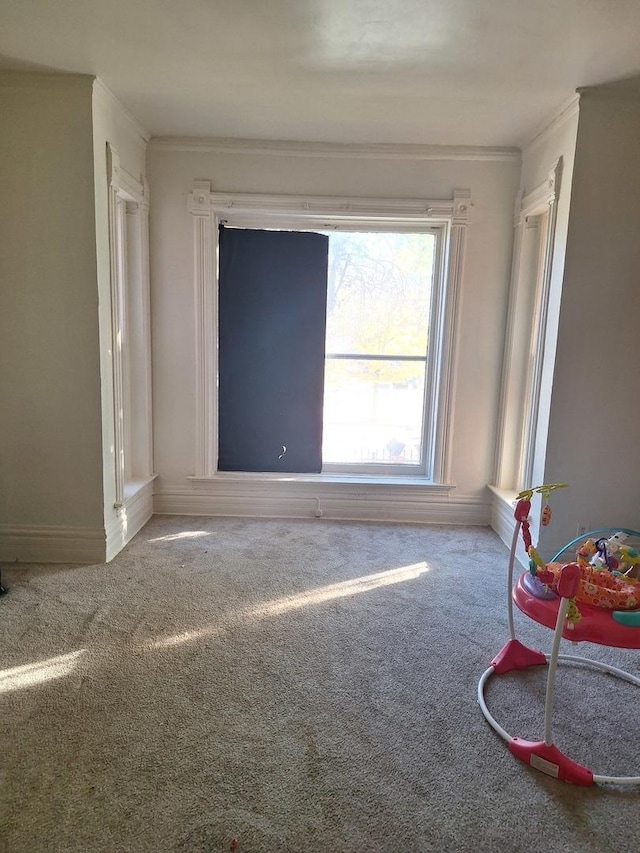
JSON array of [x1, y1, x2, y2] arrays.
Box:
[[93, 78, 150, 145], [150, 135, 520, 162], [520, 93, 580, 154]]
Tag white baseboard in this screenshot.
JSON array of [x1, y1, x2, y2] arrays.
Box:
[[154, 479, 490, 526], [106, 476, 155, 561], [488, 485, 528, 567], [0, 525, 106, 564]]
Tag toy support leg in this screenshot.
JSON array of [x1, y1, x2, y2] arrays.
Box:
[[479, 568, 640, 785]]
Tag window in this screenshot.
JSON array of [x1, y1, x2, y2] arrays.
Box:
[[323, 230, 436, 474], [188, 186, 471, 484]]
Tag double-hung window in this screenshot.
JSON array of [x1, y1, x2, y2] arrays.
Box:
[[188, 187, 470, 483], [322, 228, 438, 476]]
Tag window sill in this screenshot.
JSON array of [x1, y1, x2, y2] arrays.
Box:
[[188, 472, 454, 492], [115, 475, 158, 510]]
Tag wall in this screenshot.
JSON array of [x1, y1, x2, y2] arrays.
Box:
[[537, 87, 640, 556], [147, 142, 520, 522], [0, 73, 105, 562]]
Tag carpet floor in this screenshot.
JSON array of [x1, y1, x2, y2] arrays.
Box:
[[1, 516, 639, 852]]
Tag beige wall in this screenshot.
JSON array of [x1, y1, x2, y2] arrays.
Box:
[[147, 145, 520, 515], [0, 74, 104, 544], [538, 90, 640, 554], [0, 73, 150, 563]]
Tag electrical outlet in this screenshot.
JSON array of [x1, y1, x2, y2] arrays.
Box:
[[576, 523, 588, 537]]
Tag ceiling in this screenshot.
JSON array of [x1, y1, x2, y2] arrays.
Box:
[[2, 0, 640, 147]]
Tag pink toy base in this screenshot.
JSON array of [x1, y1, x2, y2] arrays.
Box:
[[513, 573, 640, 649], [508, 739, 594, 786], [490, 639, 546, 674]]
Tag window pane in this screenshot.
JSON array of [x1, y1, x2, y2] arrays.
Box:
[[322, 359, 426, 465], [325, 231, 435, 357]]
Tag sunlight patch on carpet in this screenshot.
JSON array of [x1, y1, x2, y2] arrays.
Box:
[[147, 530, 212, 543], [145, 562, 429, 650], [252, 562, 430, 617], [0, 650, 85, 693]]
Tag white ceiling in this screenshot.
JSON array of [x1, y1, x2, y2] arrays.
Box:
[[2, 0, 640, 147]]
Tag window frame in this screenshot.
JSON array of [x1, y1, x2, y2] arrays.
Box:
[[187, 186, 471, 484], [317, 224, 442, 477], [106, 144, 154, 507]]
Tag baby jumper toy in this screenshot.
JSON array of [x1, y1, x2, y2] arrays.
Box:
[[478, 484, 640, 785]]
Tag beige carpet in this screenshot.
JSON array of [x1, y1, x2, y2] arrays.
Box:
[[1, 516, 639, 852]]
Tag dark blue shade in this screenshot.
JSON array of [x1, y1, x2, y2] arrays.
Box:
[[218, 226, 329, 473]]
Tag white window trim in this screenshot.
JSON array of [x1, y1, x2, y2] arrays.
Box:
[[187, 184, 471, 486], [493, 158, 562, 495], [106, 144, 154, 508]]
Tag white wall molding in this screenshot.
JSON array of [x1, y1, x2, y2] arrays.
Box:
[[488, 485, 527, 567], [430, 189, 470, 484], [107, 144, 154, 508], [0, 525, 106, 565], [188, 181, 218, 478], [520, 94, 580, 155], [151, 135, 520, 162], [138, 178, 154, 477], [493, 158, 562, 490], [154, 479, 488, 526], [518, 159, 562, 490], [108, 143, 145, 203], [515, 159, 561, 226], [107, 144, 126, 507], [93, 78, 150, 146], [210, 191, 467, 224], [105, 476, 155, 561]]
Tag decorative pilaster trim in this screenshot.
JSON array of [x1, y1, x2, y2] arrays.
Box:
[[492, 221, 524, 488], [493, 158, 562, 490], [429, 190, 471, 484], [139, 179, 154, 477], [150, 136, 520, 162], [107, 145, 126, 507], [188, 181, 217, 478], [519, 159, 562, 490], [107, 145, 153, 507]]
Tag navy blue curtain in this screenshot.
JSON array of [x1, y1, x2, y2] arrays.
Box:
[[218, 226, 329, 473]]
